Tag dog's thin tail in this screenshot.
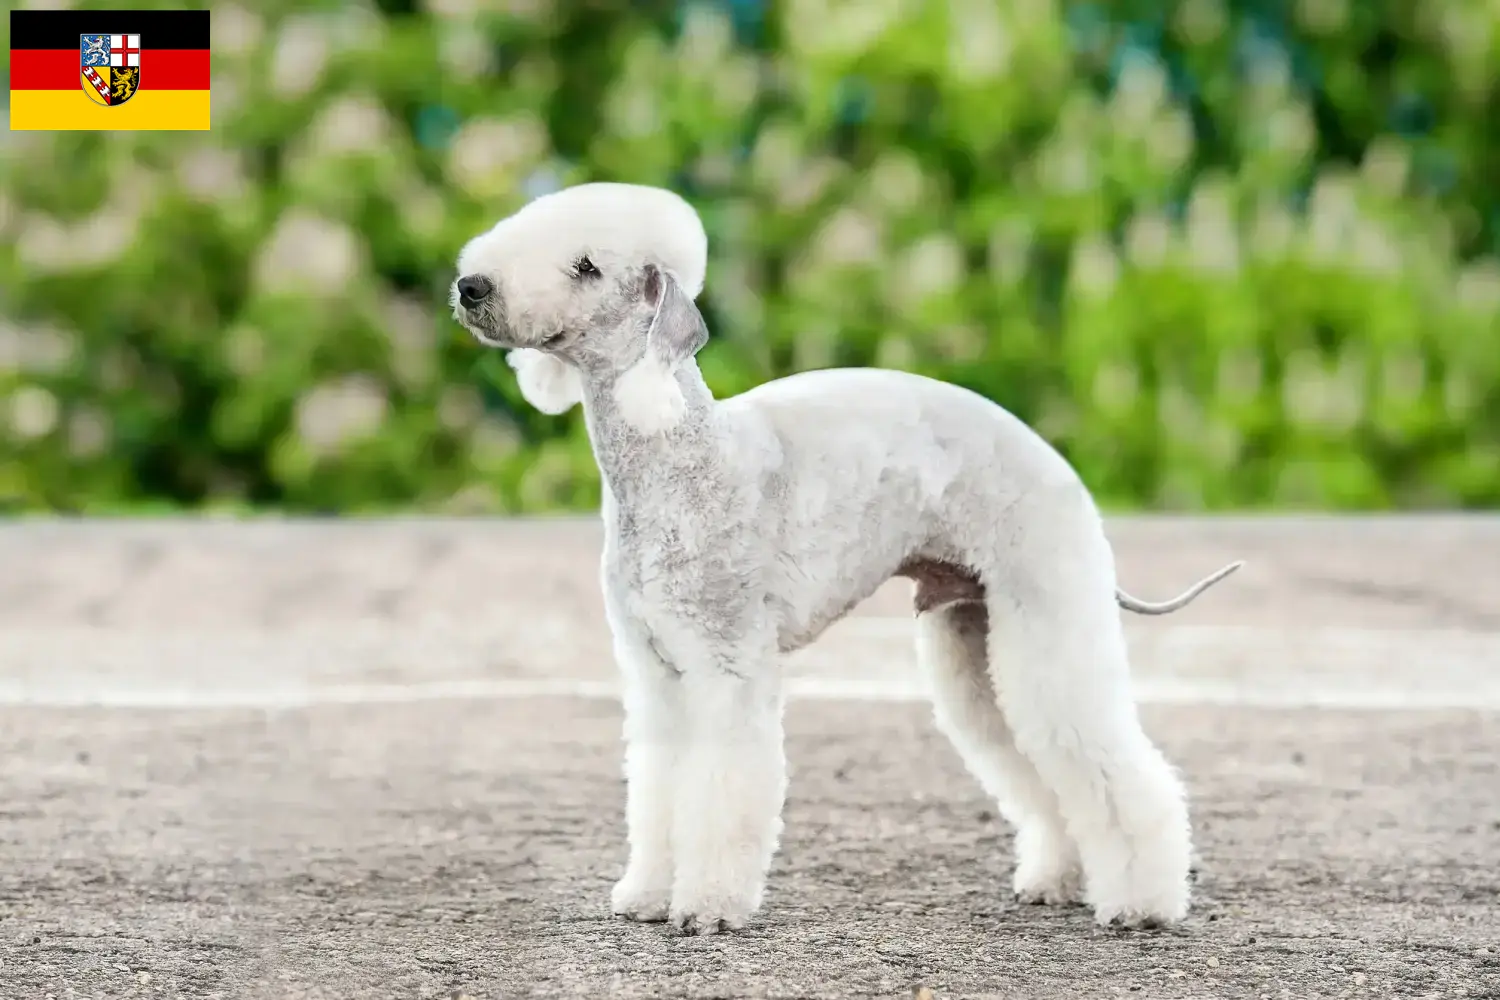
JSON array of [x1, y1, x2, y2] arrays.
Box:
[[1117, 560, 1245, 615]]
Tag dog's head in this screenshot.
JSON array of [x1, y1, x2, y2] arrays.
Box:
[[452, 184, 711, 428]]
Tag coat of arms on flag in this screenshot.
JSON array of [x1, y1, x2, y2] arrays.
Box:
[[80, 33, 140, 107]]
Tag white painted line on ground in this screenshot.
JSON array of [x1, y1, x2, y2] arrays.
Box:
[[2, 675, 1496, 711], [0, 622, 1495, 710]]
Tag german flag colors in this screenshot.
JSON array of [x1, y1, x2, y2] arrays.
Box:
[[9, 10, 210, 131]]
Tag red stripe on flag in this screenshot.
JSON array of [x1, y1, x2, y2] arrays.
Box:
[[9, 48, 210, 90]]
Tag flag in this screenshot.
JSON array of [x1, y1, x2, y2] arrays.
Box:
[[9, 9, 210, 131]]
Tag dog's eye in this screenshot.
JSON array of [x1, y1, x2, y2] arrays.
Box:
[[572, 255, 599, 279], [541, 332, 568, 348]]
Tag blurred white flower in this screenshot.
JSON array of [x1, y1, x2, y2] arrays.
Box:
[[1092, 361, 1139, 410], [470, 417, 522, 466], [307, 93, 394, 156], [1185, 180, 1241, 274], [1380, 350, 1426, 404], [403, 182, 448, 239], [1265, 103, 1314, 159], [518, 444, 576, 509], [383, 292, 436, 388], [1350, 219, 1401, 275], [438, 29, 494, 78], [0, 321, 76, 375], [211, 74, 243, 122], [177, 146, 250, 204], [295, 375, 389, 458], [948, 0, 1011, 82], [1175, 0, 1227, 44], [987, 218, 1034, 285], [1111, 54, 1169, 129], [931, 324, 985, 363], [253, 211, 365, 297], [1147, 110, 1196, 175], [1249, 199, 1296, 259], [1295, 0, 1349, 34], [1124, 211, 1174, 268], [874, 335, 916, 370], [867, 152, 927, 213], [1455, 259, 1500, 313], [1305, 172, 1359, 263], [427, 0, 482, 16], [1036, 141, 1094, 195], [811, 207, 883, 267], [270, 19, 330, 99], [1282, 348, 1362, 431], [1157, 383, 1202, 441], [791, 322, 839, 372], [1444, 370, 1476, 416], [7, 386, 59, 440], [448, 115, 550, 199], [1360, 137, 1410, 197], [893, 233, 965, 309], [16, 199, 143, 272], [224, 326, 267, 378], [606, 80, 663, 140], [750, 124, 803, 190], [1217, 349, 1263, 402], [678, 4, 734, 70], [438, 386, 483, 430], [1069, 236, 1120, 295], [67, 407, 111, 459], [442, 484, 504, 515], [778, 158, 841, 211], [211, 6, 265, 59]]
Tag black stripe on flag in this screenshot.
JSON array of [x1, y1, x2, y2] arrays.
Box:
[[9, 9, 210, 51]]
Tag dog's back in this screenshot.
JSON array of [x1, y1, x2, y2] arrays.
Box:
[[720, 366, 1095, 650]]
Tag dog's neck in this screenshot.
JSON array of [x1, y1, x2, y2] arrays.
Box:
[[579, 361, 722, 509]]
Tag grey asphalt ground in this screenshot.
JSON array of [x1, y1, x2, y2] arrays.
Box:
[[1, 516, 1497, 999]]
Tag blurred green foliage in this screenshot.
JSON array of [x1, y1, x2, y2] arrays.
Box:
[[2, 0, 1498, 514]]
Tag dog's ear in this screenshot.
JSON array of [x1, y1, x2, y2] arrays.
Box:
[[612, 263, 708, 435], [643, 263, 708, 371]]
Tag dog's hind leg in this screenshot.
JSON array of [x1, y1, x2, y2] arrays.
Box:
[[916, 601, 1083, 905], [982, 523, 1193, 927]]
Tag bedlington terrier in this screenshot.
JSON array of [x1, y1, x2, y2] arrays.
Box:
[[451, 182, 1242, 936]]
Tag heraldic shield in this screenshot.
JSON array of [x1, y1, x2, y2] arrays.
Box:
[[80, 33, 141, 106]]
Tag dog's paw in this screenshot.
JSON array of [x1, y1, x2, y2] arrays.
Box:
[[1012, 828, 1084, 906], [611, 879, 671, 923], [1096, 906, 1171, 930], [669, 896, 753, 936], [1013, 866, 1084, 906], [1088, 886, 1188, 929]]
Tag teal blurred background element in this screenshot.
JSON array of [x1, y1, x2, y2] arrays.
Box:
[[2, 0, 1497, 515]]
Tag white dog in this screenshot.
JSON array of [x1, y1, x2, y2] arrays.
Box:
[[451, 183, 1241, 935]]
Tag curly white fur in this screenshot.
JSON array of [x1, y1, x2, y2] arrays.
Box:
[[507, 348, 582, 414], [451, 182, 1242, 936]]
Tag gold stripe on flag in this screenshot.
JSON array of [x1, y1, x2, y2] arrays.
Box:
[[9, 89, 209, 131]]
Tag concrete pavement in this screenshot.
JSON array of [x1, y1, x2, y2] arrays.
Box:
[[0, 516, 1497, 998]]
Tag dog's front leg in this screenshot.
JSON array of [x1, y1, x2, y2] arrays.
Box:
[[668, 649, 786, 936], [608, 621, 681, 923]]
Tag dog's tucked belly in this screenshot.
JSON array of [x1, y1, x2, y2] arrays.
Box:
[[895, 558, 986, 614], [772, 557, 987, 653]]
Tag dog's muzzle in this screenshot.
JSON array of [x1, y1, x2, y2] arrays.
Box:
[[454, 273, 513, 347]]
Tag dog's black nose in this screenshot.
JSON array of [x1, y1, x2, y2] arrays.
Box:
[[457, 274, 493, 308]]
